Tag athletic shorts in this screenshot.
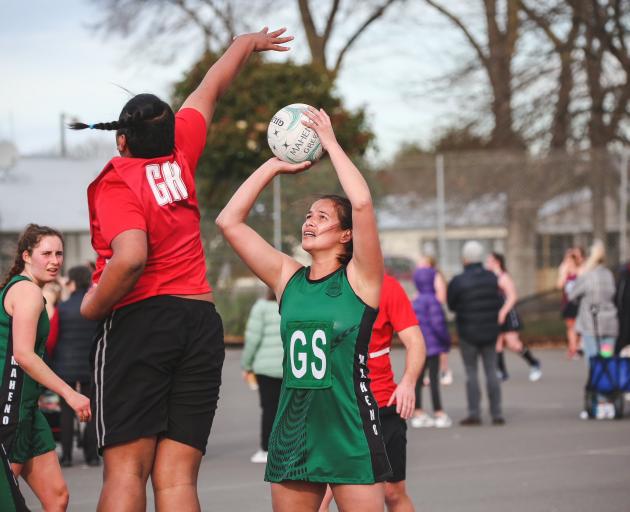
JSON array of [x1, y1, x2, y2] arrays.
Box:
[[379, 406, 407, 483], [0, 443, 29, 511], [500, 309, 523, 332], [7, 409, 56, 464], [561, 301, 579, 319], [92, 296, 225, 454]]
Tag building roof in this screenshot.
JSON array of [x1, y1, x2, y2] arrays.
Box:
[[0, 155, 104, 232]]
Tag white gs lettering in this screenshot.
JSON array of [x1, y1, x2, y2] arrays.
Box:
[[290, 330, 308, 379], [310, 329, 327, 380], [146, 162, 189, 206]]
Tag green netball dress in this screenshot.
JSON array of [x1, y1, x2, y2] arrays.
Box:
[[264, 267, 392, 484], [0, 275, 55, 511]]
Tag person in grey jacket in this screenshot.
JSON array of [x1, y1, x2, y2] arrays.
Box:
[[241, 287, 284, 463], [568, 240, 618, 362]]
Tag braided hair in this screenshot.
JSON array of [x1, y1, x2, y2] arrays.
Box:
[[1, 224, 64, 289], [69, 93, 175, 158]]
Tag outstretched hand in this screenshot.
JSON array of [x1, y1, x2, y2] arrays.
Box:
[[264, 157, 312, 175], [301, 107, 338, 151], [246, 27, 294, 52]]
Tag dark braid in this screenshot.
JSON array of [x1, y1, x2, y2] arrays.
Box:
[[1, 224, 64, 289], [68, 93, 175, 158]]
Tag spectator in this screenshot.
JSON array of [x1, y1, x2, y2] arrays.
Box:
[[568, 240, 618, 363], [411, 256, 452, 428], [241, 288, 284, 464], [615, 260, 630, 354], [557, 247, 585, 358], [447, 241, 504, 426], [52, 266, 99, 467]]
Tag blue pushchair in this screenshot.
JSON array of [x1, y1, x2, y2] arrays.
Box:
[[584, 305, 630, 419]]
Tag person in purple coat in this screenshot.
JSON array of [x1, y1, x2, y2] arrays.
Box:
[[410, 256, 452, 428]]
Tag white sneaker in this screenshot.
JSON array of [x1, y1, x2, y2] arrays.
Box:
[[579, 410, 589, 420], [529, 365, 542, 382], [440, 369, 453, 386], [433, 414, 452, 428], [410, 413, 434, 428], [250, 450, 268, 463]]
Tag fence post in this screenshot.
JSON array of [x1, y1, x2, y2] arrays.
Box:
[[273, 174, 282, 250], [436, 154, 446, 270]]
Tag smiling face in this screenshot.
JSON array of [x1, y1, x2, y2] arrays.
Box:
[[301, 199, 351, 256], [22, 235, 64, 286]]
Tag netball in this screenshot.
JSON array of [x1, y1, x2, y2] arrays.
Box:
[[267, 103, 324, 163]]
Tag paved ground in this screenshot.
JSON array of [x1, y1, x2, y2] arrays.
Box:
[[24, 347, 630, 511]]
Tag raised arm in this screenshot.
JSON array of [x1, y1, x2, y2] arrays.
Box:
[[216, 158, 310, 298], [181, 27, 293, 124], [302, 107, 383, 308]]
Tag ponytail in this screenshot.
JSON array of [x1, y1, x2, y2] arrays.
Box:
[[1, 224, 64, 289], [68, 93, 175, 158]]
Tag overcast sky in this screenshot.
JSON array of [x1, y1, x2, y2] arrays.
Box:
[[0, 1, 464, 162]]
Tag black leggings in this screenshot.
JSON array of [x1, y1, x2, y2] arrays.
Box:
[[415, 355, 443, 412], [256, 374, 282, 451]]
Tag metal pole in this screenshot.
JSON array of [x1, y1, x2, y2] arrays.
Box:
[[620, 150, 629, 263], [273, 175, 282, 250], [436, 154, 446, 270], [60, 112, 66, 158]]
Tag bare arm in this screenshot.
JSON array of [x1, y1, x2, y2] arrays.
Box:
[[498, 273, 517, 323], [181, 27, 293, 124], [303, 107, 383, 307], [7, 282, 91, 421], [434, 272, 447, 304], [216, 158, 310, 298], [386, 325, 426, 419], [81, 229, 147, 321]]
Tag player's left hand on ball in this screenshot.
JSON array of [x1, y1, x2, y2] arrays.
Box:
[[301, 107, 338, 150], [265, 157, 312, 175], [249, 27, 294, 52]]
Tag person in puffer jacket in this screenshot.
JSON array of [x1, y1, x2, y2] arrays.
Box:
[[241, 287, 284, 463], [410, 257, 452, 428]]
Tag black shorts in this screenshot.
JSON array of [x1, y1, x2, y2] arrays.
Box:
[[379, 406, 407, 483], [561, 301, 579, 319], [91, 296, 225, 455], [500, 309, 523, 332]]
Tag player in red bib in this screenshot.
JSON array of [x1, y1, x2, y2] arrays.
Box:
[[320, 273, 425, 512], [70, 27, 294, 512]]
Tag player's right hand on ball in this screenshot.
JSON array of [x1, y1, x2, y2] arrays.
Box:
[[265, 157, 312, 175], [301, 107, 338, 151], [246, 27, 294, 52], [68, 392, 92, 422]]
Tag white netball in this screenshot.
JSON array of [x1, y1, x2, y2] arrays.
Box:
[[267, 103, 324, 163]]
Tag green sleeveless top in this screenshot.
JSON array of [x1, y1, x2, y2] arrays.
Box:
[[264, 266, 391, 484], [0, 275, 49, 420]]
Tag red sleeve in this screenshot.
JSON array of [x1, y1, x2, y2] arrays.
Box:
[[95, 176, 147, 246], [46, 307, 59, 356], [384, 276, 418, 333], [175, 108, 207, 173]]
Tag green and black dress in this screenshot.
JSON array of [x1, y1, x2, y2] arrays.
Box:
[[265, 266, 392, 484]]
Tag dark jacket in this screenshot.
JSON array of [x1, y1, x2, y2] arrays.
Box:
[[52, 290, 97, 382], [447, 263, 502, 345]]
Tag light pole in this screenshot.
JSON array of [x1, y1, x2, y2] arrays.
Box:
[[436, 154, 446, 270]]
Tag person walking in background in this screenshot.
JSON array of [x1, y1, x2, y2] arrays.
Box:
[[557, 247, 585, 358], [410, 256, 452, 428], [615, 260, 630, 355], [485, 252, 542, 383], [447, 241, 504, 426], [567, 240, 618, 363], [241, 287, 283, 464], [319, 272, 425, 512], [51, 266, 99, 468]]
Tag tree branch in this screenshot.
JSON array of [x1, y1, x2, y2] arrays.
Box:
[[424, 0, 488, 68]]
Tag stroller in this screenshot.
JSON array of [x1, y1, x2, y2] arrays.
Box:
[[584, 304, 630, 419]]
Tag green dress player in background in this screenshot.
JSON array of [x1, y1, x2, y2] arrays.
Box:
[[0, 225, 91, 511], [218, 106, 390, 511]]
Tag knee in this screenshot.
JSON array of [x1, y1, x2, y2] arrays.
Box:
[[42, 481, 69, 511], [385, 483, 406, 508]]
